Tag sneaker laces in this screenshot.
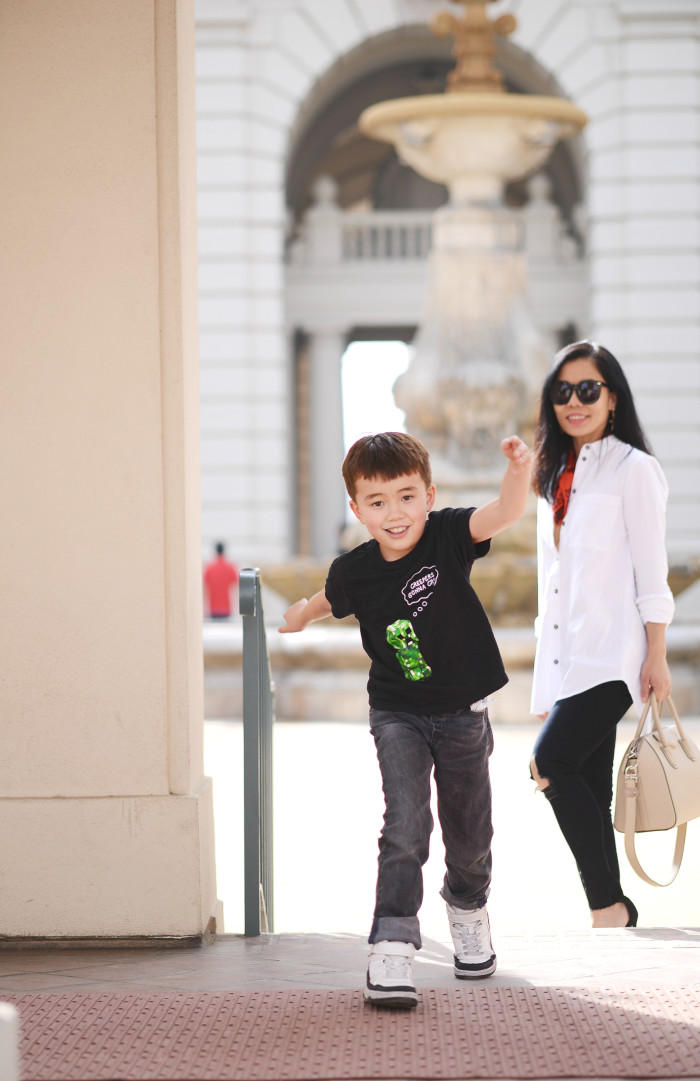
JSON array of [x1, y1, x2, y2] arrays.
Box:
[[378, 954, 411, 978], [451, 917, 490, 958]]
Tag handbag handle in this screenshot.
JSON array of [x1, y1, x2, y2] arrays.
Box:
[[631, 692, 697, 765], [622, 691, 687, 886]]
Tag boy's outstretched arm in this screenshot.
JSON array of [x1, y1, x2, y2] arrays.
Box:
[[278, 589, 333, 633], [469, 435, 532, 543]]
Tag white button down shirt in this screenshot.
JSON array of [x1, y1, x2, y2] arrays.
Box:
[[531, 435, 674, 717]]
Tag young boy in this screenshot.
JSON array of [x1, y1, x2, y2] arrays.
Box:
[[279, 431, 531, 1008]]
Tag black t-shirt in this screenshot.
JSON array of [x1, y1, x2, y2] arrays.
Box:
[[324, 507, 507, 713]]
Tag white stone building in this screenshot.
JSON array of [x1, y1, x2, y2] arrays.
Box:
[[195, 0, 700, 567]]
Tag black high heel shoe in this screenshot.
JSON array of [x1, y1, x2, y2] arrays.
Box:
[[622, 896, 638, 927]]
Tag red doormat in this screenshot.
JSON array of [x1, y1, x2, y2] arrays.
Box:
[[8, 987, 700, 1081]]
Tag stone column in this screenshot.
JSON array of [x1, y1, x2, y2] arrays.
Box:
[[587, 1, 700, 563], [308, 328, 348, 559], [0, 0, 220, 939]]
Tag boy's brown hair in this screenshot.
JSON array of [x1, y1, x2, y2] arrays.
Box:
[[342, 432, 432, 501]]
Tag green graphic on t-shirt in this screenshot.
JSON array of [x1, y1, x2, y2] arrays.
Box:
[[386, 619, 432, 681]]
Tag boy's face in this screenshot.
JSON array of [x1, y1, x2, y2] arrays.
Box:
[[349, 472, 436, 562]]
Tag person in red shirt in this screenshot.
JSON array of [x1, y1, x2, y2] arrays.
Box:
[[203, 542, 240, 619]]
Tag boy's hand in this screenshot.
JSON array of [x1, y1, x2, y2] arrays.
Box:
[[278, 589, 332, 632], [469, 435, 532, 542], [279, 598, 309, 634], [501, 435, 531, 474]]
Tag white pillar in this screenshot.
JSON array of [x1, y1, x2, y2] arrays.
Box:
[[0, 0, 220, 939], [308, 328, 348, 559], [0, 1006, 19, 1081]]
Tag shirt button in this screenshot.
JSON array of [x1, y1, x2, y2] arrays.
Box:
[[554, 624, 558, 629], [581, 456, 587, 461], [572, 488, 576, 494], [554, 659, 559, 665], [554, 588, 558, 594]]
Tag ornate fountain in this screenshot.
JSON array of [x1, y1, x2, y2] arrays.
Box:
[[359, 0, 588, 504]]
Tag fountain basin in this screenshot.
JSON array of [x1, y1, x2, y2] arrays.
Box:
[[359, 93, 587, 203]]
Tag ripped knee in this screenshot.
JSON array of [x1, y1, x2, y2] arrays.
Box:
[[530, 755, 555, 797]]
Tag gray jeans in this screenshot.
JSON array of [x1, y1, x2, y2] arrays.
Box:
[[368, 705, 494, 949]]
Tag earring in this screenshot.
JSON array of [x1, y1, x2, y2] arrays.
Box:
[[607, 408, 616, 433]]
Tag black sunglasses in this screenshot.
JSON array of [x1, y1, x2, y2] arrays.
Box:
[[550, 379, 609, 406]]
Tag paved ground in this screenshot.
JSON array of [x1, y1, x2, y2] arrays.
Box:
[[3, 718, 698, 999], [1, 927, 699, 995], [2, 719, 699, 1081]]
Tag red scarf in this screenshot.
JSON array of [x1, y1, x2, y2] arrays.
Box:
[[552, 449, 576, 525]]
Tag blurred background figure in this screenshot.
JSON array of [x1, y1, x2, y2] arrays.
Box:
[[203, 542, 240, 620]]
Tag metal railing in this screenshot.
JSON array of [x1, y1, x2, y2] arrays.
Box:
[[239, 567, 274, 935]]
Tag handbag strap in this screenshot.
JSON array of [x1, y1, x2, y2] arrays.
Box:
[[623, 815, 686, 887]]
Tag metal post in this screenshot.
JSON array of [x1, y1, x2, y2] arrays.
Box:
[[240, 567, 274, 935]]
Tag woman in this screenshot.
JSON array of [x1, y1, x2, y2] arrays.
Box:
[[530, 340, 674, 928]]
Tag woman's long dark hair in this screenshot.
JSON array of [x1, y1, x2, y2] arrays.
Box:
[[533, 340, 653, 501]]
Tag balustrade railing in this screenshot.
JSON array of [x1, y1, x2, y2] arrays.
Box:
[[239, 567, 274, 936], [289, 198, 580, 270], [341, 211, 433, 261]]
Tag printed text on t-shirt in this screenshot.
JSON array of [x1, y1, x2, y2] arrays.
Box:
[[402, 565, 439, 616]]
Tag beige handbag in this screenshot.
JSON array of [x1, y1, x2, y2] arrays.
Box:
[[614, 692, 700, 886]]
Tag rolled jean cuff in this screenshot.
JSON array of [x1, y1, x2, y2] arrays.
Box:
[[369, 916, 421, 950], [440, 883, 490, 911]]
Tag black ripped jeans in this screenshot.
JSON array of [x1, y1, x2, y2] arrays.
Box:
[[532, 680, 633, 911]]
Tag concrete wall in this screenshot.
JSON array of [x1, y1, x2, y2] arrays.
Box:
[[0, 0, 220, 938]]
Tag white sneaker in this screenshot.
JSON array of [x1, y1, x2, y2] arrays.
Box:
[[447, 903, 497, 979], [363, 941, 418, 1008]]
